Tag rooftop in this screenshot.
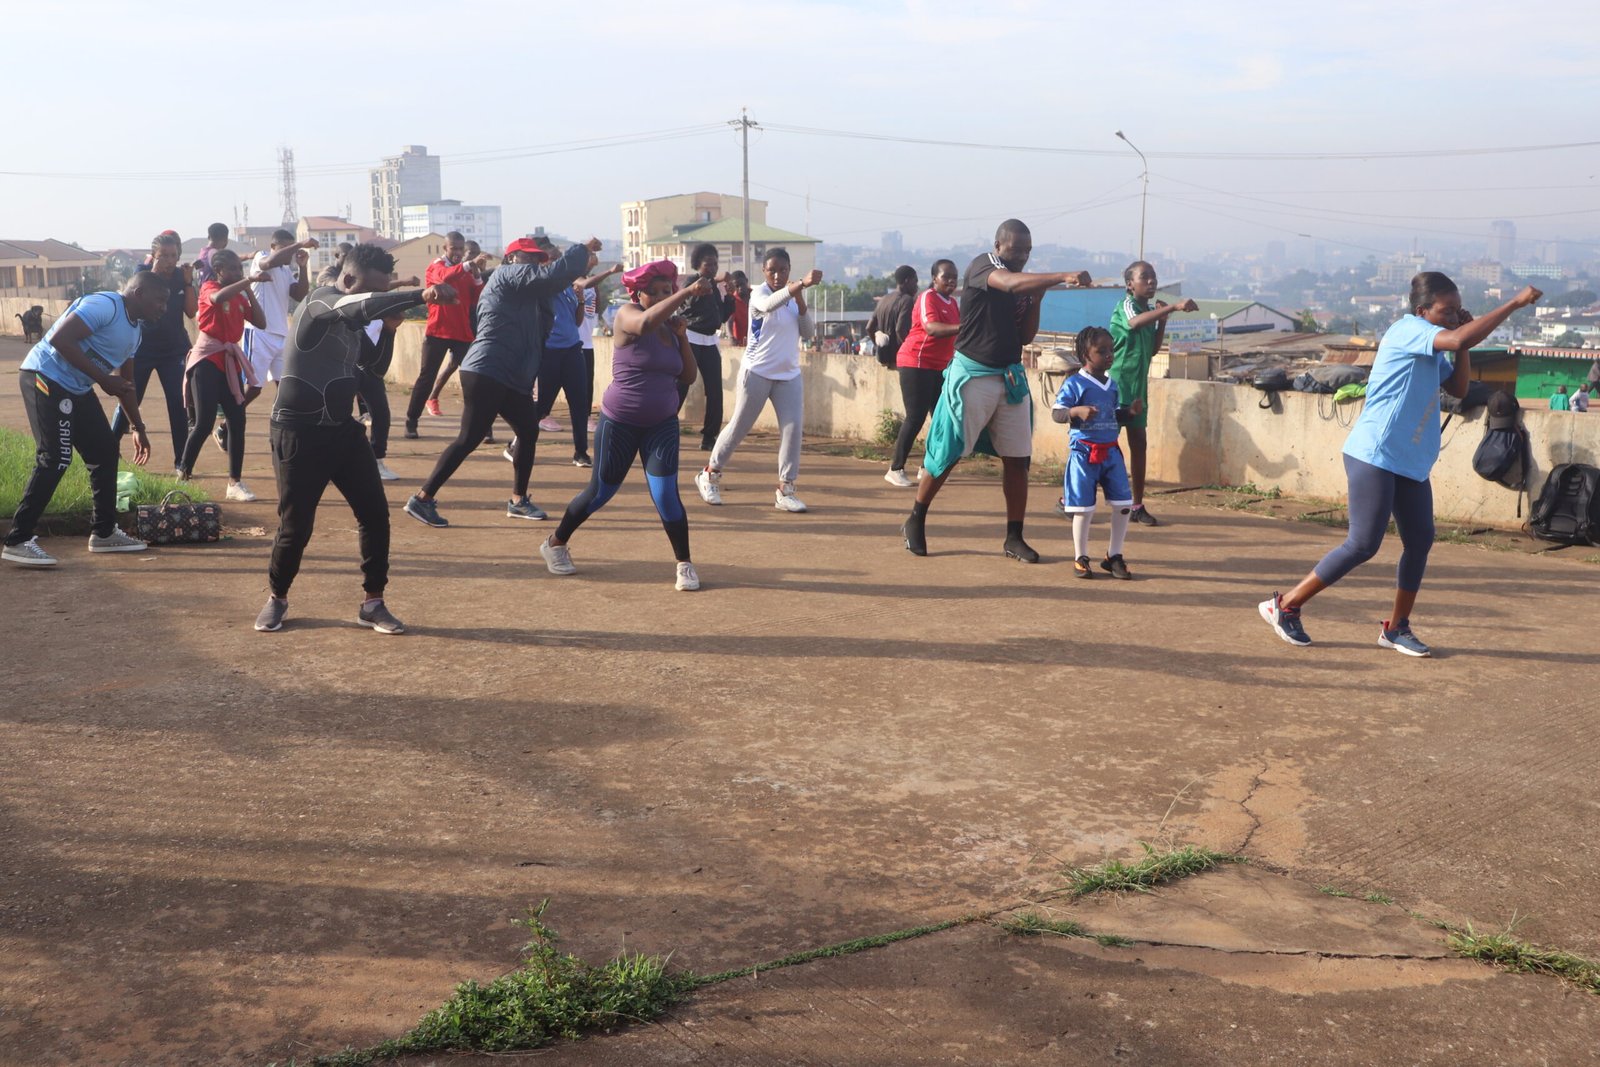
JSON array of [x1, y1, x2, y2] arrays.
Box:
[[643, 217, 818, 247]]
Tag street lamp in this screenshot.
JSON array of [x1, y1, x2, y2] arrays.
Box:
[[1115, 130, 1149, 262]]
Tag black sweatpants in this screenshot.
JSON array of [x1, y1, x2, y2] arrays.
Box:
[[267, 420, 390, 597], [358, 369, 390, 460], [677, 341, 724, 446], [421, 370, 540, 499], [407, 335, 470, 424], [7, 370, 119, 543], [110, 353, 188, 464], [178, 360, 245, 480], [892, 366, 944, 472], [554, 413, 690, 561], [531, 344, 591, 457]]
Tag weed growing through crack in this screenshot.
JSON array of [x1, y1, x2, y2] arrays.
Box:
[[997, 913, 1135, 948], [1364, 892, 1395, 905], [688, 918, 969, 987], [1448, 925, 1600, 995], [1317, 885, 1354, 898], [1064, 843, 1241, 897]]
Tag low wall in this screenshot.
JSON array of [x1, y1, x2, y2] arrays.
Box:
[[0, 296, 72, 337], [387, 326, 1600, 530]]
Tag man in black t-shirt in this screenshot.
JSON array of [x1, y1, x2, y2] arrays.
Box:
[[900, 219, 1091, 562]]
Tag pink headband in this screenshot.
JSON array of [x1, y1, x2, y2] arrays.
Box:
[[622, 259, 678, 294]]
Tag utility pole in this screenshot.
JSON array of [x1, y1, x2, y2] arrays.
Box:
[[278, 146, 298, 228], [1114, 130, 1148, 262], [730, 109, 758, 273]]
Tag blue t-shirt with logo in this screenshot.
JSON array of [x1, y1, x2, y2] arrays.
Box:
[[21, 292, 143, 394], [1053, 371, 1122, 444], [546, 285, 582, 349], [1342, 314, 1453, 482]]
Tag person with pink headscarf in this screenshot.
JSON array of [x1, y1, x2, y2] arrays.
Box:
[[538, 260, 710, 591]]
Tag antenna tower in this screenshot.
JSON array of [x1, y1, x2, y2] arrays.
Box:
[[278, 147, 298, 226]]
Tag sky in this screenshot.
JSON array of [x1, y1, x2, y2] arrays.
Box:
[[7, 0, 1600, 265]]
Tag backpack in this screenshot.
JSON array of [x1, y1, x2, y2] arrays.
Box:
[[1253, 367, 1290, 408], [1471, 391, 1530, 492], [1529, 463, 1600, 546]]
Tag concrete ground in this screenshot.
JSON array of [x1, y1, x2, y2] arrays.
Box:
[[1, 337, 1597, 1066]]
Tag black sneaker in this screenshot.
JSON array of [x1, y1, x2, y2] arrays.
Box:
[[1131, 505, 1160, 527], [901, 513, 927, 556], [403, 420, 419, 439], [213, 422, 228, 453], [404, 494, 449, 528], [700, 436, 717, 452], [1100, 554, 1132, 580], [573, 453, 593, 468], [1003, 536, 1039, 563], [1073, 555, 1094, 579]]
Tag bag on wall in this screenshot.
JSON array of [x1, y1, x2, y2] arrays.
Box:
[[1529, 463, 1600, 546], [1471, 391, 1530, 492]]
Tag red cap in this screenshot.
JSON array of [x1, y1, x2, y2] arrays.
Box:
[[504, 237, 550, 261]]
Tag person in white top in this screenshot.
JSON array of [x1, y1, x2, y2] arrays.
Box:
[[695, 247, 821, 512], [244, 228, 318, 390]]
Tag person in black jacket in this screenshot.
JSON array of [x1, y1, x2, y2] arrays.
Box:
[[678, 242, 737, 450], [867, 265, 918, 369]]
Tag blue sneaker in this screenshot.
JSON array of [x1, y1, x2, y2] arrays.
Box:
[[1259, 593, 1311, 647], [506, 495, 547, 520], [1378, 619, 1431, 658], [404, 494, 449, 528]]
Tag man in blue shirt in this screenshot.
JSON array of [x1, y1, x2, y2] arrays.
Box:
[[4, 273, 172, 566]]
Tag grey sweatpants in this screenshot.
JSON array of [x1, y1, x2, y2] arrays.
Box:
[[709, 365, 803, 484]]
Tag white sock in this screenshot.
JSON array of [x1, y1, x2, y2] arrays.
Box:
[[1109, 507, 1131, 557], [1071, 511, 1093, 558]]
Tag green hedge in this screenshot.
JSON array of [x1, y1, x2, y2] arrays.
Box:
[[0, 426, 206, 530]]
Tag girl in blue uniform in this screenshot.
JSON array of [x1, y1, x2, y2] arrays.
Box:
[[1053, 326, 1142, 579]]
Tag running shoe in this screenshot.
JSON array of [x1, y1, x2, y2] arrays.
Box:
[[774, 482, 808, 512], [503, 445, 516, 463], [403, 420, 419, 440], [358, 599, 406, 634], [539, 536, 577, 575], [1002, 536, 1039, 563], [425, 398, 443, 417], [1131, 505, 1160, 527], [700, 436, 716, 452], [226, 481, 257, 503], [588, 417, 598, 433], [695, 469, 723, 505], [404, 494, 449, 528], [254, 596, 288, 632], [173, 467, 188, 481], [1055, 496, 1068, 517], [87, 526, 147, 554], [901, 513, 927, 556], [1258, 593, 1311, 647], [884, 468, 915, 488], [1100, 553, 1132, 580], [573, 453, 593, 468], [675, 561, 701, 591], [484, 430, 496, 444], [539, 417, 562, 432], [213, 422, 228, 453], [2, 537, 57, 567], [1378, 619, 1432, 658], [506, 495, 547, 521], [1074, 555, 1094, 579], [374, 460, 399, 481]]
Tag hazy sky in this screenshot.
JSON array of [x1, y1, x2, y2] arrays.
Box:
[[8, 0, 1599, 263]]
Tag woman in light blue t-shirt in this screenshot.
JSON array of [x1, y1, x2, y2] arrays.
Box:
[[1259, 273, 1541, 657]]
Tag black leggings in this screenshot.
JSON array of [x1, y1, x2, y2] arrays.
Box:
[[677, 341, 724, 444], [110, 354, 188, 464], [268, 420, 390, 597], [407, 335, 469, 423], [178, 360, 245, 480], [555, 413, 690, 561], [421, 370, 540, 498], [7, 370, 119, 543], [358, 369, 390, 460], [892, 366, 943, 471], [532, 344, 591, 456]]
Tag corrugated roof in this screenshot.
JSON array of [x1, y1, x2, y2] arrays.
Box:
[[643, 218, 818, 246], [1509, 346, 1598, 362], [0, 238, 102, 264]]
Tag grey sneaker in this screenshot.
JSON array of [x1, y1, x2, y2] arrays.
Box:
[[254, 596, 288, 632], [507, 495, 547, 520], [1378, 619, 1431, 658], [540, 536, 577, 575], [1259, 593, 1311, 647], [88, 526, 148, 553], [2, 537, 57, 567], [404, 494, 449, 528], [884, 468, 915, 488], [374, 460, 399, 481], [358, 599, 406, 634]]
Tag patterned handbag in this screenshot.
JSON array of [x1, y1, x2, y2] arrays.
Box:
[[135, 490, 223, 545]]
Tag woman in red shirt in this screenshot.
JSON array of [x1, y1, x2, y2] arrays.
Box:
[[727, 270, 751, 346], [178, 248, 267, 500], [885, 258, 960, 486]]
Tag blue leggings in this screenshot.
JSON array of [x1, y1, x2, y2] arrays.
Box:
[[1313, 454, 1435, 592], [553, 413, 690, 560]]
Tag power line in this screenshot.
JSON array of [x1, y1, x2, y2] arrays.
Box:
[[1151, 172, 1600, 223]]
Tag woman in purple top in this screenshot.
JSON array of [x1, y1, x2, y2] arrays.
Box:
[[539, 260, 710, 590]]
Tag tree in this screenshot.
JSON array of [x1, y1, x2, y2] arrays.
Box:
[[1554, 330, 1586, 349], [1550, 289, 1597, 308], [1295, 309, 1319, 333]]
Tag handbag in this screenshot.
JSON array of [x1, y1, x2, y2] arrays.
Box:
[[135, 489, 222, 545]]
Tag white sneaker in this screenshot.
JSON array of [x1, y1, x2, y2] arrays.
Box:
[[503, 444, 516, 463], [675, 561, 700, 591], [774, 482, 808, 513], [539, 536, 577, 575], [3, 537, 57, 566], [226, 481, 257, 502], [375, 460, 399, 481], [87, 526, 147, 553], [695, 469, 723, 505], [884, 468, 915, 488]]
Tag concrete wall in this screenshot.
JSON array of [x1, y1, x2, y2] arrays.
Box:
[[0, 296, 71, 336], [386, 324, 1600, 531]]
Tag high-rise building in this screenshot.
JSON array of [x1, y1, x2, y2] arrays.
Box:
[[1489, 220, 1516, 263], [882, 230, 904, 256], [369, 145, 442, 239], [400, 200, 503, 252], [620, 192, 769, 269]]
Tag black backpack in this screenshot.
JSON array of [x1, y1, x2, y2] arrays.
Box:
[[1471, 391, 1530, 491], [1253, 367, 1290, 408], [1529, 463, 1600, 546]]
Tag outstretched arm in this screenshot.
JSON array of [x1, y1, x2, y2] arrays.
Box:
[[1433, 286, 1541, 353], [985, 264, 1092, 297], [615, 277, 712, 337], [304, 285, 453, 325], [1128, 298, 1197, 331]]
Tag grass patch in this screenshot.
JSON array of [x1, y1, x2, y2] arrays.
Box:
[[998, 912, 1133, 948], [0, 426, 203, 534], [688, 917, 968, 987], [875, 408, 903, 447], [1364, 892, 1395, 905], [1064, 843, 1241, 898], [1317, 884, 1354, 898], [1448, 925, 1600, 995]]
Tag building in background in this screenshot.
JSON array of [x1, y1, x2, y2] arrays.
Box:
[[641, 218, 820, 278], [1463, 260, 1504, 286], [296, 217, 388, 273], [370, 145, 442, 240], [1489, 220, 1516, 263], [401, 200, 503, 252], [0, 239, 107, 298], [621, 192, 770, 269], [388, 233, 451, 283]]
